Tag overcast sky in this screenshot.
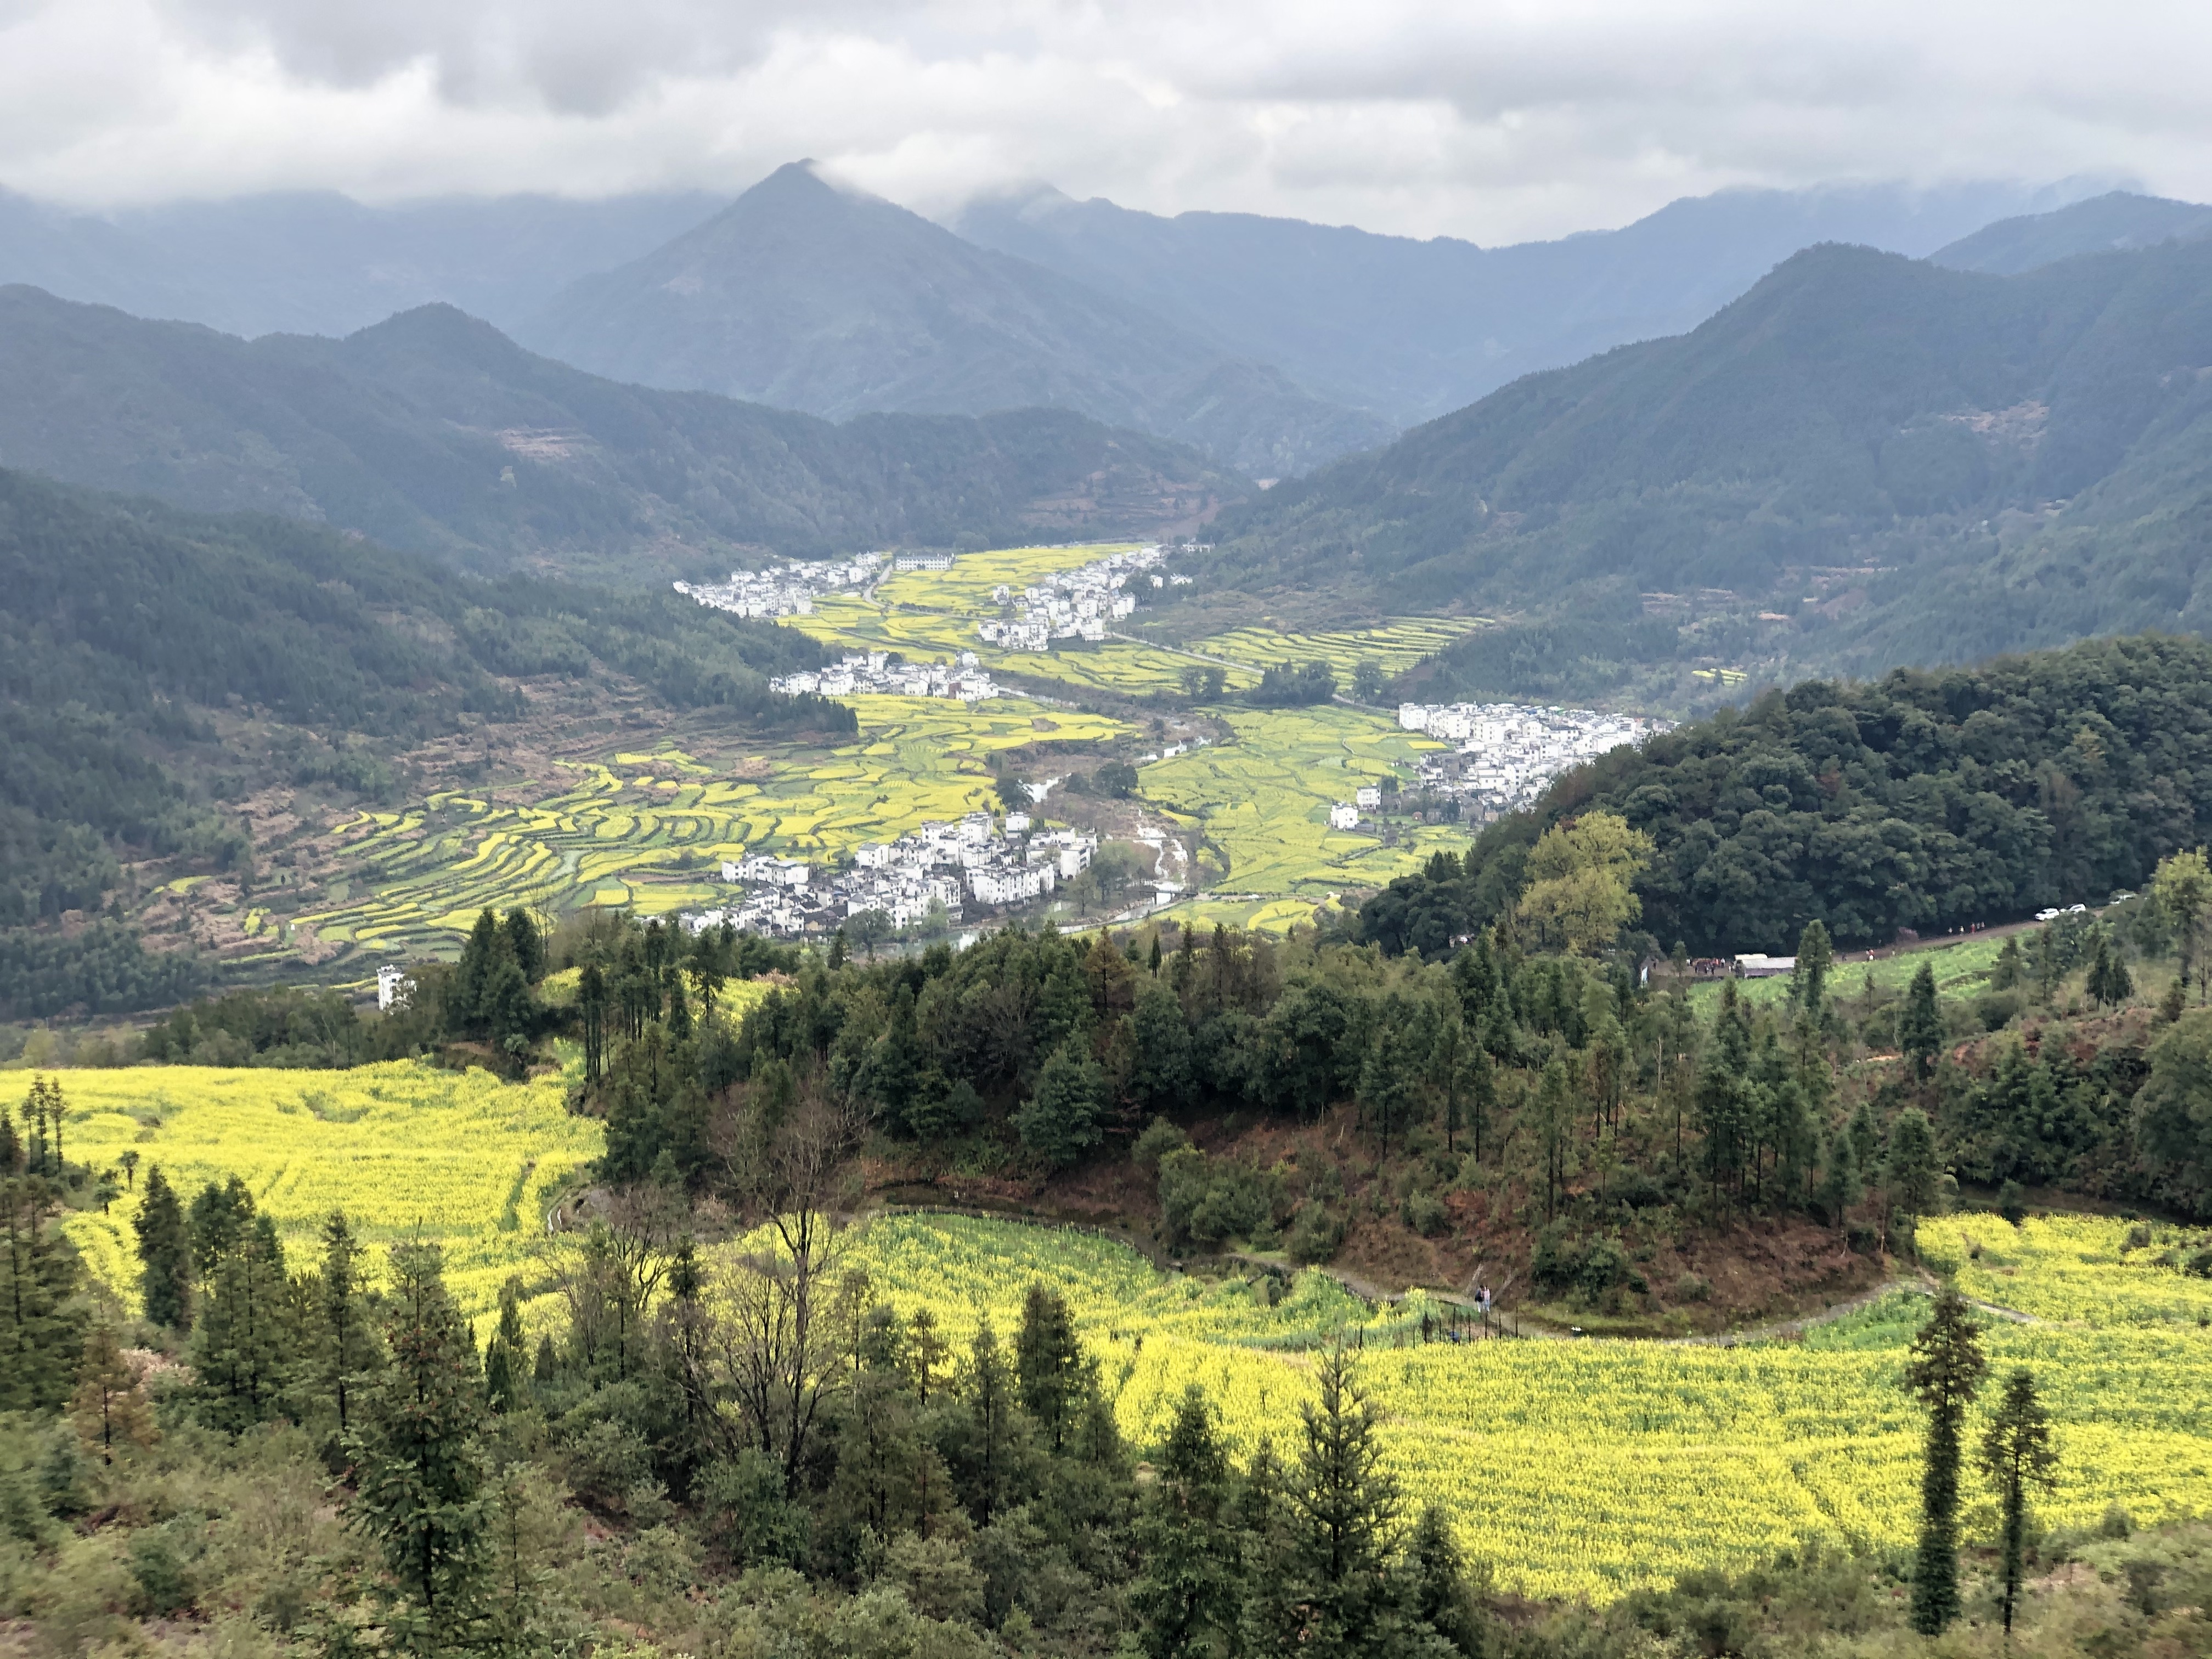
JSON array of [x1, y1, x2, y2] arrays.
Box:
[[1, 0, 2204, 241]]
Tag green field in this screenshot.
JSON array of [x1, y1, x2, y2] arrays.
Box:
[[1688, 930, 2021, 1011], [298, 696, 1128, 955], [1141, 706, 1461, 916], [49, 1057, 2212, 1604]]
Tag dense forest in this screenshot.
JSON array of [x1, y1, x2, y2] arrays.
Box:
[[1360, 634, 2212, 957], [1205, 234, 2212, 698], [0, 470, 845, 1018]]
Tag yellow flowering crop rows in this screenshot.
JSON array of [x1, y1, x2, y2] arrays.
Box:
[[54, 1062, 599, 1323], [823, 1211, 2212, 1602], [1920, 1212, 2212, 1328]]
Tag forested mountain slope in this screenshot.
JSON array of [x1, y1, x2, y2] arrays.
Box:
[[0, 469, 839, 1017], [1932, 190, 2212, 275], [0, 286, 1235, 580], [522, 162, 1392, 478], [1360, 634, 2212, 958], [1214, 235, 2212, 697]]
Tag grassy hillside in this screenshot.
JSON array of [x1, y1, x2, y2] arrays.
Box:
[[0, 284, 1238, 580]]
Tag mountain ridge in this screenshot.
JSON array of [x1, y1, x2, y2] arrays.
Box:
[[0, 284, 1240, 580]]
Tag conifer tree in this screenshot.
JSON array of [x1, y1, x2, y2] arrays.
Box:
[[1904, 1288, 1987, 1634], [955, 1317, 1024, 1526], [1817, 1130, 1859, 1232], [134, 1165, 193, 1331], [907, 1306, 951, 1406], [1795, 919, 1834, 1018], [1015, 1042, 1107, 1168], [1900, 961, 1944, 1081], [1404, 1504, 1485, 1658], [321, 1210, 380, 1435], [348, 1240, 488, 1643], [1980, 1368, 2058, 1638], [482, 1277, 527, 1414], [1015, 1282, 1085, 1453], [189, 1203, 295, 1433], [1263, 1345, 1402, 1659], [1132, 1385, 1239, 1659], [0, 1172, 86, 1411], [1885, 1108, 1943, 1234]]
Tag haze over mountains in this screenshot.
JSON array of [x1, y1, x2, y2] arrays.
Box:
[[0, 286, 1233, 578], [1214, 227, 2212, 697]]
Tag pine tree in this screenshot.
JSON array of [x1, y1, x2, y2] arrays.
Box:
[[1795, 918, 1834, 1018], [1817, 1130, 1858, 1232], [1904, 1288, 1987, 1634], [1991, 934, 2025, 991], [1885, 1108, 1943, 1232], [578, 963, 610, 1088], [1900, 961, 1944, 1081], [321, 1210, 380, 1435], [482, 1277, 527, 1414], [1404, 1504, 1485, 1658], [907, 1306, 951, 1406], [1131, 1385, 1239, 1659], [189, 1204, 295, 1433], [134, 1165, 193, 1331], [1980, 1368, 2059, 1638], [1531, 1058, 1573, 1220], [348, 1240, 488, 1643], [953, 1317, 1025, 1527], [0, 1173, 86, 1411], [1015, 1282, 1085, 1453], [1269, 1345, 1402, 1659]]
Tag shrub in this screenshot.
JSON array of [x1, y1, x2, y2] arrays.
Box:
[[1403, 1189, 1448, 1238], [1672, 1272, 1713, 1304], [1287, 1201, 1345, 1265], [1133, 1116, 1191, 1169]]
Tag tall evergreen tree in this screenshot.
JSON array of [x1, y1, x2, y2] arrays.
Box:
[[74, 1321, 154, 1463], [1015, 1282, 1085, 1454], [0, 1173, 85, 1411], [1794, 919, 1835, 1018], [1980, 1368, 2059, 1638], [1131, 1385, 1239, 1659], [1403, 1504, 1485, 1658], [953, 1317, 1025, 1527], [1256, 1345, 1403, 1659], [348, 1240, 488, 1646], [1900, 961, 1944, 1082], [134, 1165, 193, 1331], [188, 1203, 295, 1433], [1885, 1108, 1943, 1233], [1903, 1288, 1987, 1635], [1015, 1042, 1107, 1169], [321, 1210, 379, 1435], [482, 1277, 527, 1414]]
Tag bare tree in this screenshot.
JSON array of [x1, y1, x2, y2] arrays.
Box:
[[707, 1073, 868, 1494]]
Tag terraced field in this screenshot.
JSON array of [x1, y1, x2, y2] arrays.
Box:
[[300, 696, 1129, 956], [1186, 617, 1485, 682], [1141, 705, 1460, 927]]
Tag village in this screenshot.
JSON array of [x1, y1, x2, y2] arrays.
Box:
[[768, 649, 1003, 701], [1400, 701, 1674, 819], [683, 810, 1101, 940], [975, 544, 1179, 651], [672, 552, 883, 618]]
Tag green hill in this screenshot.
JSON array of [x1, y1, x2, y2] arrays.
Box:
[[1213, 236, 2212, 702], [0, 285, 1238, 582], [0, 469, 841, 1018]]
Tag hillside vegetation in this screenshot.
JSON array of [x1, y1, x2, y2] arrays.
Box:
[[1361, 633, 2212, 957], [0, 285, 1235, 580], [0, 470, 842, 1015], [1215, 234, 2212, 699]]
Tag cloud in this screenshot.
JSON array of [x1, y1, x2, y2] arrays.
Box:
[[0, 0, 2207, 240]]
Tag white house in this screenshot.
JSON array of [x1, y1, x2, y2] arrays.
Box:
[[1355, 785, 1382, 809], [376, 964, 413, 1012], [1329, 802, 1361, 830]]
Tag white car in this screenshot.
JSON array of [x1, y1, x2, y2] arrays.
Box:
[[2067, 904, 2088, 915], [2035, 908, 2061, 922]]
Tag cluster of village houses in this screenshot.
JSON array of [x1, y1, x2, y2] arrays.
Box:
[[1398, 702, 1674, 819], [672, 553, 882, 618], [683, 812, 1101, 939], [975, 544, 1183, 652], [768, 650, 1002, 702]]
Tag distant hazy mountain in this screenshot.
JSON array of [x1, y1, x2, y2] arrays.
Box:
[[1212, 234, 2212, 692], [0, 189, 724, 340], [520, 162, 1395, 478], [0, 285, 1237, 579], [1932, 190, 2212, 275], [955, 178, 2112, 427]]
